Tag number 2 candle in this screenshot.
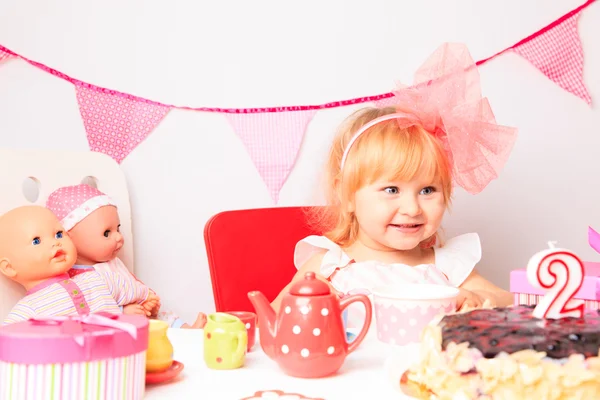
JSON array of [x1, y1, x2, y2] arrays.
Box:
[[526, 241, 585, 319]]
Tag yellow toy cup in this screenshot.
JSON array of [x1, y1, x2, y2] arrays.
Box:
[[204, 313, 247, 370], [146, 320, 174, 373]]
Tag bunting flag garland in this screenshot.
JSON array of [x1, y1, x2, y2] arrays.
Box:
[[512, 11, 591, 104], [0, 0, 596, 202], [226, 110, 317, 202], [75, 84, 171, 164]]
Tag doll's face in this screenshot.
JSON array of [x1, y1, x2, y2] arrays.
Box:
[[68, 205, 124, 265], [0, 206, 77, 289]]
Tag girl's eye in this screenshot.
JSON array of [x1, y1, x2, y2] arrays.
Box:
[[420, 186, 436, 195], [103, 230, 110, 238], [55, 231, 63, 239], [384, 187, 399, 195], [32, 237, 41, 245]]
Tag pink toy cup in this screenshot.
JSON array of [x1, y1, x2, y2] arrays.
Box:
[[225, 311, 256, 352], [372, 284, 459, 346]]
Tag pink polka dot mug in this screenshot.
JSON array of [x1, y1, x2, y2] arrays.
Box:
[[371, 284, 458, 346]]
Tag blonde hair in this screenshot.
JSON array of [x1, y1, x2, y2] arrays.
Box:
[[309, 107, 453, 247]]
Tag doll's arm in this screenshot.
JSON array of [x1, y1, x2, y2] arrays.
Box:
[[110, 258, 147, 286], [140, 291, 160, 315], [96, 268, 150, 306], [109, 259, 161, 316], [3, 301, 36, 325]]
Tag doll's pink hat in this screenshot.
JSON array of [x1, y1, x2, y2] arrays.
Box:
[[46, 184, 117, 231]]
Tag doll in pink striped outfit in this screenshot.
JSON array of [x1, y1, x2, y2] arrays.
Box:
[[0, 205, 157, 325], [46, 184, 206, 329]]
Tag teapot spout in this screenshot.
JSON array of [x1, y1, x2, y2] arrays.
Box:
[[247, 291, 277, 358]]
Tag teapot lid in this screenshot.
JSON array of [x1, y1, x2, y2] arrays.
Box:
[[289, 272, 330, 296]]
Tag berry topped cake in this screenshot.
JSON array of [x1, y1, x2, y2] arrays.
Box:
[[404, 305, 600, 399]]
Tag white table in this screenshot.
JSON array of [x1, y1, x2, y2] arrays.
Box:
[[144, 329, 419, 399]]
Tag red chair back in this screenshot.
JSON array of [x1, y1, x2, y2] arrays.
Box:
[[204, 206, 323, 312]]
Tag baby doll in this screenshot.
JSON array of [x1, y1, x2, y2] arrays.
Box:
[[46, 184, 206, 329], [0, 205, 159, 325]]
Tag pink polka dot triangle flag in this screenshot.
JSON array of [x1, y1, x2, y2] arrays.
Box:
[[75, 84, 171, 164], [226, 110, 316, 203]]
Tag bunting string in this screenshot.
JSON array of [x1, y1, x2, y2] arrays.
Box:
[[0, 0, 595, 203], [0, 0, 594, 114]]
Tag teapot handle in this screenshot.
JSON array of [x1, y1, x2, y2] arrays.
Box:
[[339, 295, 372, 354]]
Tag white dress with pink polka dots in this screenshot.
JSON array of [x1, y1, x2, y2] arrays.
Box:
[[293, 233, 481, 329]]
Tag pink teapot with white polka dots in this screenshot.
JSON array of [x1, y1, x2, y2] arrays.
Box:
[[248, 272, 372, 378]]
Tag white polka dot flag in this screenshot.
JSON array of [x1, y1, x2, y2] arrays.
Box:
[[75, 84, 171, 164], [226, 110, 317, 203], [512, 10, 591, 105]]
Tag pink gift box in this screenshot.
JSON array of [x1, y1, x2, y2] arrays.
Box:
[[510, 261, 600, 310], [0, 313, 149, 400]]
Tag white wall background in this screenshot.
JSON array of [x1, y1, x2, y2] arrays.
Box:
[[0, 0, 598, 323]]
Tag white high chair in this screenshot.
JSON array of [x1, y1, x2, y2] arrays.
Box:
[[0, 148, 135, 320]]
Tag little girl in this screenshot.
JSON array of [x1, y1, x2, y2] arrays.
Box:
[[272, 43, 517, 327], [46, 184, 206, 329]]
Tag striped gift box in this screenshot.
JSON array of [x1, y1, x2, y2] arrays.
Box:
[[0, 351, 146, 400], [510, 262, 600, 311], [0, 313, 149, 400], [513, 293, 600, 310]]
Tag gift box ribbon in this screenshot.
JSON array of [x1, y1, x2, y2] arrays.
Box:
[[29, 312, 138, 346]]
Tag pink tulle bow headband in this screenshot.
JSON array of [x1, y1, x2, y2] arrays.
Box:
[[340, 43, 518, 195]]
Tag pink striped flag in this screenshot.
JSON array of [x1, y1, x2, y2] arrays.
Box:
[[513, 11, 592, 104], [226, 110, 317, 203]]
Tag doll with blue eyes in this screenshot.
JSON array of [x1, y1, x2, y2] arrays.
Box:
[[0, 205, 157, 325], [46, 184, 206, 329]]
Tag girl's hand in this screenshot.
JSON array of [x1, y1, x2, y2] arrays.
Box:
[[456, 288, 486, 311], [123, 304, 147, 316]]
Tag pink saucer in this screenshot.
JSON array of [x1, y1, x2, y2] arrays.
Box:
[[146, 360, 184, 385]]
